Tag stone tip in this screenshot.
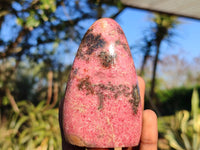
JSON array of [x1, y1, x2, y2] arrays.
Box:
[[89, 18, 124, 35]]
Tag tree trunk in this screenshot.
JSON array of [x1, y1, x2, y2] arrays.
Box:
[[6, 88, 19, 113], [49, 82, 58, 109], [46, 71, 53, 105], [139, 40, 152, 76], [140, 52, 150, 76], [150, 41, 161, 102]]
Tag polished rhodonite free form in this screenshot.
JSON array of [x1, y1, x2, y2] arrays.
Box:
[[61, 18, 142, 148]]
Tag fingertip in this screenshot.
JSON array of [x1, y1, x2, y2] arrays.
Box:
[[140, 109, 158, 150], [143, 109, 157, 125], [138, 76, 145, 90]]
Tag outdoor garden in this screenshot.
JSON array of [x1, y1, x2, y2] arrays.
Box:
[[0, 0, 200, 149]]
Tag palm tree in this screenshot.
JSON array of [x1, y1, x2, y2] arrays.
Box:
[[140, 13, 179, 102]]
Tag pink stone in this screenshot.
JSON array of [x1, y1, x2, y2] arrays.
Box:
[[61, 18, 142, 148]]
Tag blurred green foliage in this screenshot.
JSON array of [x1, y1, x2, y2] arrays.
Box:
[[158, 89, 200, 150], [145, 86, 200, 115], [0, 0, 124, 110], [16, 0, 56, 28], [0, 100, 61, 150]]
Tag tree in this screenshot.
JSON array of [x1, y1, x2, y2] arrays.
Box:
[[139, 13, 179, 102], [139, 35, 153, 76], [0, 0, 125, 112]]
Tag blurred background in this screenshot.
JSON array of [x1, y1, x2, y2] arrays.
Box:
[[0, 0, 200, 149]]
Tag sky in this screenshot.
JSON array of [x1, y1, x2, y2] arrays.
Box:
[[116, 8, 200, 68], [1, 4, 200, 71], [65, 7, 200, 71]]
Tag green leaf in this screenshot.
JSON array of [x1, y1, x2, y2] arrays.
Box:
[[26, 11, 40, 28], [181, 133, 191, 149], [35, 100, 46, 110], [192, 133, 199, 150], [180, 111, 190, 133], [40, 0, 56, 12], [20, 134, 32, 145], [117, 0, 123, 9], [14, 116, 28, 132], [165, 130, 185, 150], [16, 18, 24, 26], [2, 96, 9, 105], [191, 89, 200, 131]]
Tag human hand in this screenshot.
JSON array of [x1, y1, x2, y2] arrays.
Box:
[[59, 77, 158, 150]]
